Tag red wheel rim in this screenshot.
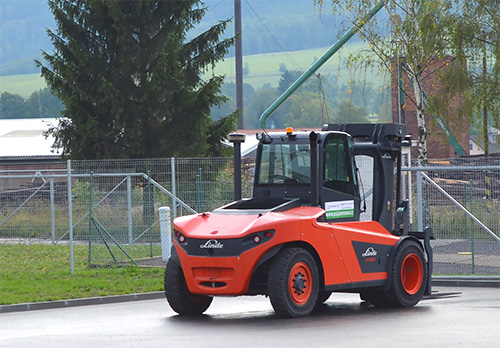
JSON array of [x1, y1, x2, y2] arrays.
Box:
[[289, 261, 313, 305], [400, 253, 423, 295]]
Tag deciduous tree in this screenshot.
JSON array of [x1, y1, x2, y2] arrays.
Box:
[[315, 0, 459, 164], [0, 92, 26, 118], [334, 98, 368, 123], [435, 0, 500, 156]]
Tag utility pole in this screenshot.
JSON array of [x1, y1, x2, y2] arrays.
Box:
[[235, 0, 244, 129]]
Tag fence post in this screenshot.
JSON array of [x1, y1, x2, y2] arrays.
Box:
[[147, 171, 153, 258], [127, 175, 133, 244], [484, 169, 491, 212], [50, 178, 55, 244], [470, 180, 475, 274], [464, 182, 468, 239], [159, 206, 171, 262], [196, 168, 204, 212], [171, 157, 177, 219], [88, 171, 93, 266], [67, 160, 74, 274], [416, 170, 423, 232], [405, 151, 413, 226]]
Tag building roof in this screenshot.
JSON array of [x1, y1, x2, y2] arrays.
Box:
[[470, 134, 500, 155], [0, 118, 61, 159]]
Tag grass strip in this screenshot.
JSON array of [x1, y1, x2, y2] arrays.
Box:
[[0, 244, 164, 305]]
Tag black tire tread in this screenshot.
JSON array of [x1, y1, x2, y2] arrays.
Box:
[[268, 247, 319, 318], [164, 259, 212, 315], [385, 240, 427, 307]]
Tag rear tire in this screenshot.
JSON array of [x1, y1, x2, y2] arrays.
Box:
[[385, 240, 426, 307], [164, 258, 212, 315], [268, 248, 319, 318]]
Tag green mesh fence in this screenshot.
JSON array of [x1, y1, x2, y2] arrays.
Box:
[[1, 156, 498, 274]]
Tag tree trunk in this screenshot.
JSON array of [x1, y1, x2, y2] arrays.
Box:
[[413, 73, 428, 166], [412, 72, 431, 227]]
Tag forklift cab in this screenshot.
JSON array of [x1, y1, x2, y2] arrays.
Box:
[[253, 129, 361, 223]]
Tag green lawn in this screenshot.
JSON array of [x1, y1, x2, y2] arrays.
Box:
[[209, 42, 386, 88], [0, 244, 165, 305], [0, 73, 47, 98]]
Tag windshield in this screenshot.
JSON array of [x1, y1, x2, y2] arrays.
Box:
[[257, 143, 311, 184]]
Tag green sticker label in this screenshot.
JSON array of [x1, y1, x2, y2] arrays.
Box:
[[325, 200, 354, 219]]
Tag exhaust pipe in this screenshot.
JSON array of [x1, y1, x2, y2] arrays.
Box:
[[309, 132, 319, 206], [228, 133, 246, 201]]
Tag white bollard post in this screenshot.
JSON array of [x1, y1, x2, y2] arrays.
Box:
[[159, 206, 172, 262]]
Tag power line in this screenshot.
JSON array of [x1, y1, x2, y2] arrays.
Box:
[[243, 0, 303, 73]]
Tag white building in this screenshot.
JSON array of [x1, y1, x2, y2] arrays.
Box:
[[0, 118, 61, 161]]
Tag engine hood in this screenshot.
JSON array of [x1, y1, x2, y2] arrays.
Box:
[[173, 206, 325, 239]]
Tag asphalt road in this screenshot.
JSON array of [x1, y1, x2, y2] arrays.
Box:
[[1, 286, 499, 348]]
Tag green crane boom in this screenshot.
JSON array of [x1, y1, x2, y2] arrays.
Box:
[[259, 1, 385, 129]]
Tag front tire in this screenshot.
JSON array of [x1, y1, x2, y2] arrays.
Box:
[[268, 248, 319, 318], [164, 258, 212, 315]]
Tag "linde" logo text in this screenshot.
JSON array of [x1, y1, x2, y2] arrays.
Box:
[[200, 239, 224, 249]]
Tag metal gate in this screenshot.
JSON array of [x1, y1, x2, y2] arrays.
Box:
[[406, 163, 500, 276]]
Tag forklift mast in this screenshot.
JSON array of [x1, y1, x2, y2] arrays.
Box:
[[323, 123, 410, 234]]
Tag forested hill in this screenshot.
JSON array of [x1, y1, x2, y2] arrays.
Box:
[[0, 0, 345, 76]]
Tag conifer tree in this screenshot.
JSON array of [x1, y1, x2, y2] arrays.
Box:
[[37, 0, 236, 159]]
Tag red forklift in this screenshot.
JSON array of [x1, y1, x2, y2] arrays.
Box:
[[164, 123, 433, 317]]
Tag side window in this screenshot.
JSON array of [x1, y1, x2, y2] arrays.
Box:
[[323, 134, 356, 195]]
